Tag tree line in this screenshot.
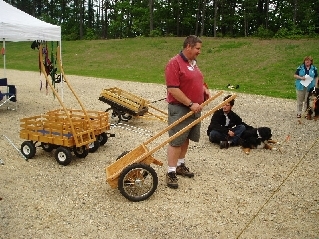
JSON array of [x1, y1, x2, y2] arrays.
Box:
[[5, 0, 319, 40]]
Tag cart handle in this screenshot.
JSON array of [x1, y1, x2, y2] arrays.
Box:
[[120, 93, 237, 168], [145, 94, 237, 156], [143, 91, 223, 145]]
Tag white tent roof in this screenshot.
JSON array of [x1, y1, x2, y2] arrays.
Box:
[[0, 0, 61, 41]]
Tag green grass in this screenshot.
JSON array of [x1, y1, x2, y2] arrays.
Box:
[[1, 37, 319, 99]]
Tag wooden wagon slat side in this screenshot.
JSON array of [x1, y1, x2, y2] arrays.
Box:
[[19, 110, 99, 147], [99, 87, 167, 122], [99, 87, 149, 113], [46, 108, 111, 135]]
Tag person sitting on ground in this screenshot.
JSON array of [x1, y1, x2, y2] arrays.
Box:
[[206, 95, 246, 148]]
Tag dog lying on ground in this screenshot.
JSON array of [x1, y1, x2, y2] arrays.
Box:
[[306, 87, 319, 120], [239, 127, 279, 154]]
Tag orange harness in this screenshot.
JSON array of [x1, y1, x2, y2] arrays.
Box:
[[313, 98, 317, 110]]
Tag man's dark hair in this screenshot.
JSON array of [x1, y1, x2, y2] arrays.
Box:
[[223, 94, 235, 106], [183, 35, 202, 48]]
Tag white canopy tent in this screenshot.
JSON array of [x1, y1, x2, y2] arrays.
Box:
[[0, 0, 61, 76]]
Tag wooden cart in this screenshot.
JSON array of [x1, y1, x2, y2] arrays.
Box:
[[105, 92, 237, 202], [99, 87, 167, 122], [19, 45, 112, 165], [20, 111, 90, 165]]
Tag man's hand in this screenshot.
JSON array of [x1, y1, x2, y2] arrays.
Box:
[[190, 103, 202, 113], [228, 130, 235, 137]]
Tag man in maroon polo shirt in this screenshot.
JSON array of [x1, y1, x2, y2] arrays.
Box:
[[165, 35, 210, 189]]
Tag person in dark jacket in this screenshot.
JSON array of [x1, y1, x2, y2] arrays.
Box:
[[207, 95, 246, 148]]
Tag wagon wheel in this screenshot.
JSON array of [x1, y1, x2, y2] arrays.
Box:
[[21, 141, 36, 159], [55, 147, 72, 166], [106, 107, 118, 118], [73, 145, 89, 158], [106, 108, 132, 122], [88, 140, 100, 153], [119, 114, 132, 122], [97, 132, 108, 146], [40, 142, 54, 152], [118, 163, 158, 202]]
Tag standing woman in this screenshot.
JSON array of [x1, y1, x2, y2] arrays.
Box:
[[294, 56, 318, 118]]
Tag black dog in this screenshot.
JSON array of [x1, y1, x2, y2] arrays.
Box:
[[239, 127, 278, 154], [306, 87, 319, 120]]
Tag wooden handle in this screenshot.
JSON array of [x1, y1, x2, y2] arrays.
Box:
[[145, 94, 237, 155], [143, 91, 223, 145]]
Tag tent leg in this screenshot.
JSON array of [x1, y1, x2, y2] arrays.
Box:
[[2, 38, 5, 78]]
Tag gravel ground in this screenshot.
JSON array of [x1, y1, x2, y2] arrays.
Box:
[[0, 69, 318, 239]]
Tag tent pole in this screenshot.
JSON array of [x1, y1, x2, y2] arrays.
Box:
[[59, 40, 63, 102], [2, 38, 5, 77]]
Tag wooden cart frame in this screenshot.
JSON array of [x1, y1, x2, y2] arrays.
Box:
[[105, 92, 237, 202], [99, 87, 167, 122], [19, 45, 113, 165]]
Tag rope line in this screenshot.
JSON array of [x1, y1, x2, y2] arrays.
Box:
[[236, 135, 319, 238]]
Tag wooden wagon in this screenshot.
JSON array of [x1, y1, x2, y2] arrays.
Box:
[[99, 87, 167, 122], [19, 45, 114, 165], [105, 92, 237, 202], [20, 110, 93, 165]]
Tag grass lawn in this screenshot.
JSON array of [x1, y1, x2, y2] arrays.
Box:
[[1, 37, 318, 99]]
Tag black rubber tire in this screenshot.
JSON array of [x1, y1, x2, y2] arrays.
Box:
[[40, 142, 54, 152], [55, 147, 72, 166], [97, 132, 108, 146], [21, 141, 36, 159], [106, 108, 118, 118], [88, 140, 100, 153], [119, 114, 132, 122], [73, 145, 89, 158], [118, 163, 158, 202]]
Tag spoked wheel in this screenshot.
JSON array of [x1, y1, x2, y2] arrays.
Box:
[[55, 147, 72, 166], [88, 140, 100, 153], [21, 141, 36, 159], [40, 142, 54, 152], [73, 145, 89, 158], [97, 132, 108, 146], [118, 163, 158, 202]]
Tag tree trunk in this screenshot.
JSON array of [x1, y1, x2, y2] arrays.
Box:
[[79, 0, 84, 39], [200, 0, 207, 37], [213, 0, 218, 37], [149, 0, 154, 34], [293, 0, 298, 25]]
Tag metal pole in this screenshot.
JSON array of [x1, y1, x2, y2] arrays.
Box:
[[2, 38, 6, 77], [3, 135, 27, 161]]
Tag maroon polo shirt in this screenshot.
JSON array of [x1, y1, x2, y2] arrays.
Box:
[[165, 52, 204, 105]]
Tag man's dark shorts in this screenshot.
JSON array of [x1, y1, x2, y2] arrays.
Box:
[[168, 104, 201, 146]]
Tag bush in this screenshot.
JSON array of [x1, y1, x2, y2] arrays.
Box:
[[255, 26, 274, 39], [85, 28, 98, 40], [274, 24, 304, 39], [149, 29, 163, 37]]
